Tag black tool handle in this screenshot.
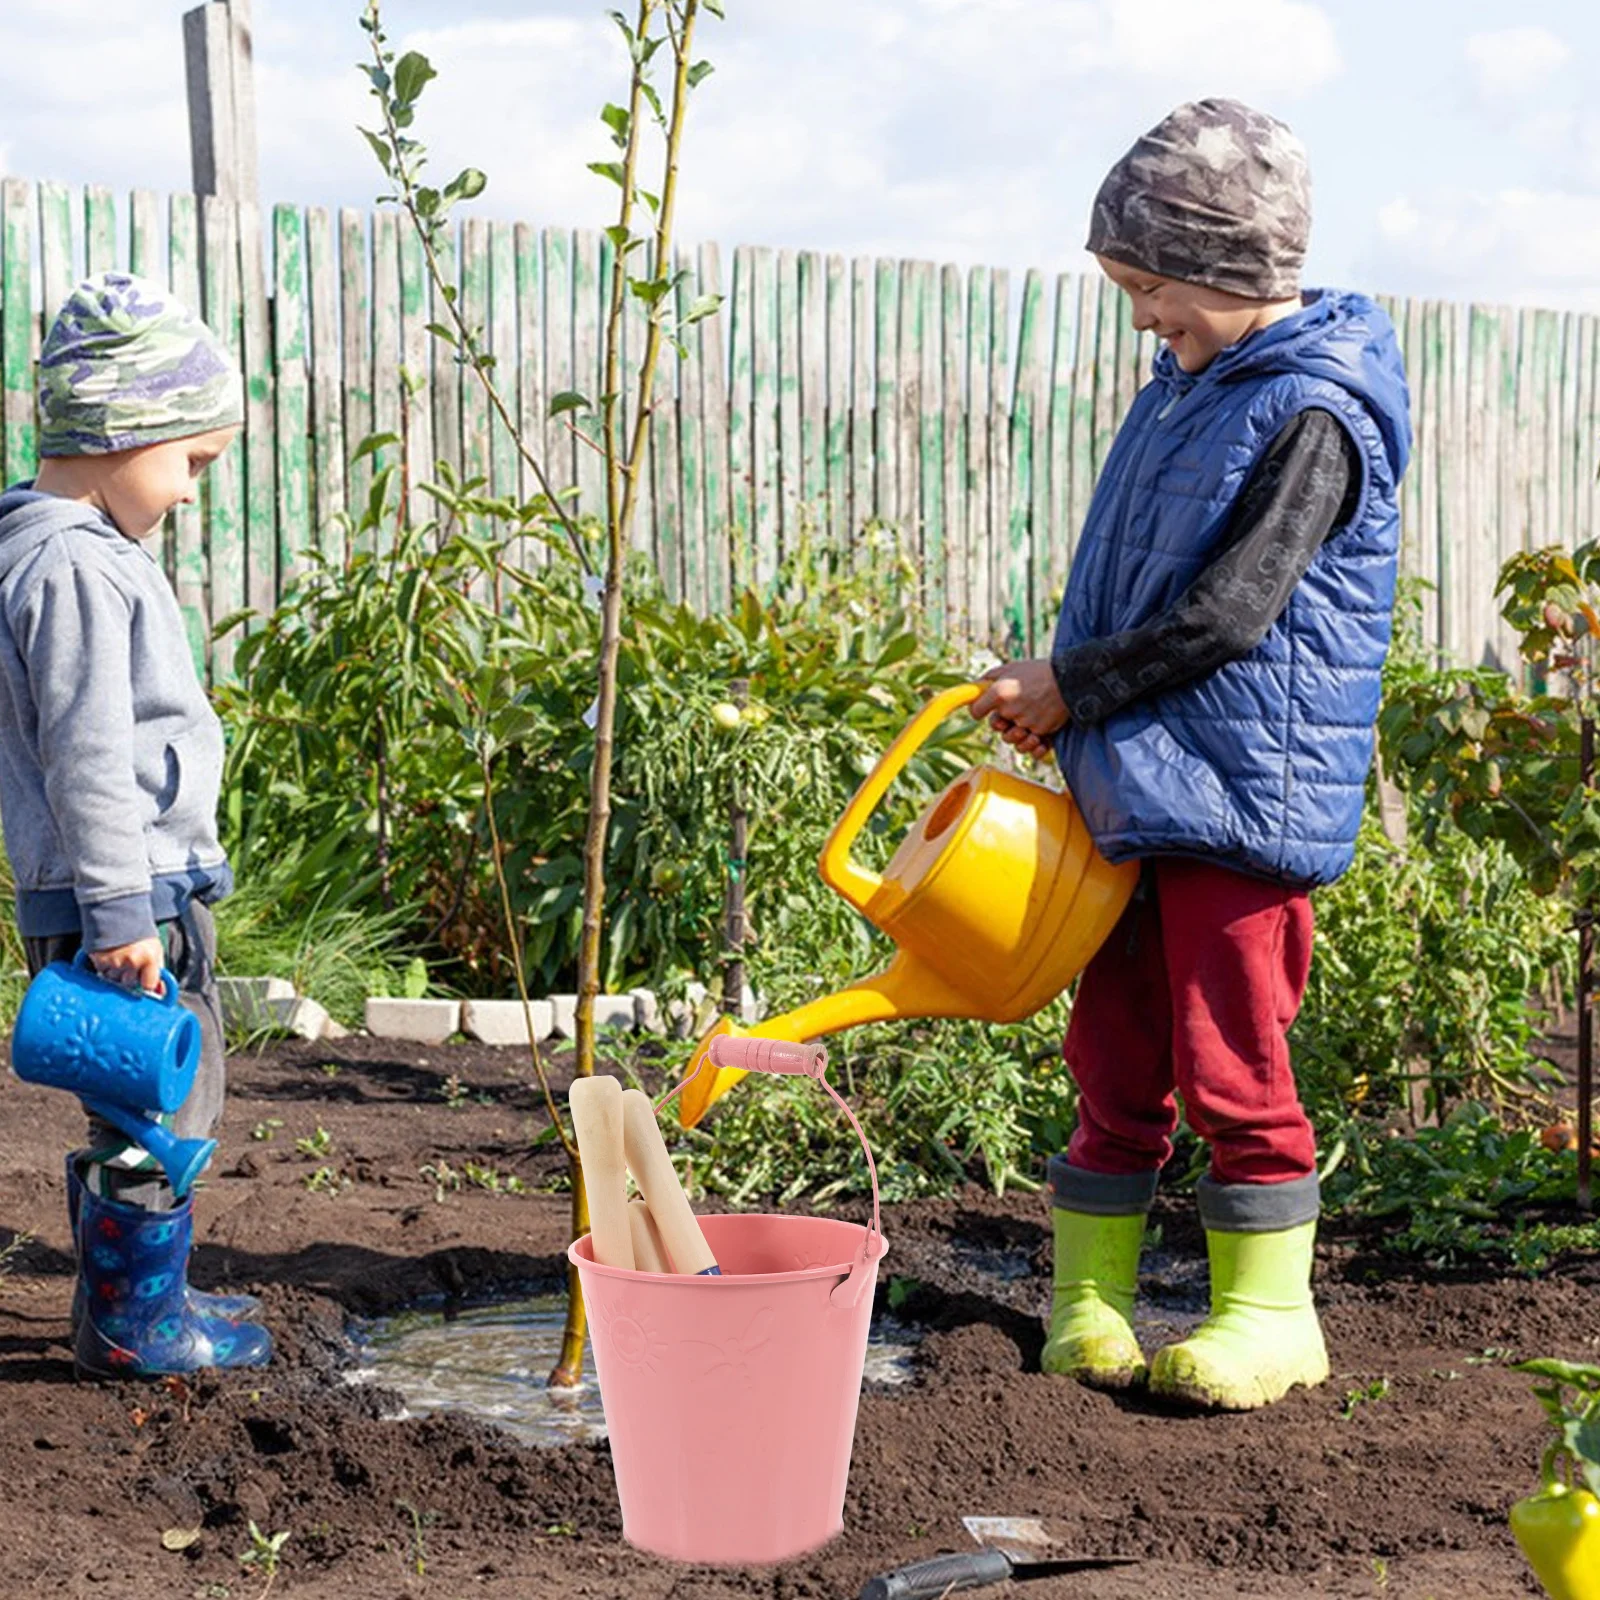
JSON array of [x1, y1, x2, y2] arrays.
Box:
[[857, 1547, 1012, 1600]]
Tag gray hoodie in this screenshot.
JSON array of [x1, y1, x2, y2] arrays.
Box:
[[0, 486, 232, 948]]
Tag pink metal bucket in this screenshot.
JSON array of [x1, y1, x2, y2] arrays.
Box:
[[567, 1038, 887, 1566]]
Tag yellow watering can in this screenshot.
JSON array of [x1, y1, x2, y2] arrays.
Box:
[[676, 682, 1138, 1128]]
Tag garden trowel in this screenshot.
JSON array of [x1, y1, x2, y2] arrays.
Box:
[[857, 1515, 1139, 1598]]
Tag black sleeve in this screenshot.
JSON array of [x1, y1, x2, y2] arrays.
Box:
[[1051, 408, 1362, 726]]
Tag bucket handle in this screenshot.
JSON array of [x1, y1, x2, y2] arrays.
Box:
[[818, 681, 983, 914], [654, 1037, 885, 1307]]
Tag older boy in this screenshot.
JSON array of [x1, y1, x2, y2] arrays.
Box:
[[974, 99, 1410, 1411], [0, 272, 270, 1375]]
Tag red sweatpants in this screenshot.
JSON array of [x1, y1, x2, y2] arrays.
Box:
[[1062, 857, 1317, 1187]]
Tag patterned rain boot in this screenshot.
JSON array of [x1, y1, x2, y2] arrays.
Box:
[[66, 1153, 261, 1331], [1148, 1219, 1328, 1411], [74, 1182, 272, 1378], [1041, 1207, 1147, 1389]]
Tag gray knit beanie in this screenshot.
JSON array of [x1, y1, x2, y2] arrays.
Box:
[[1086, 98, 1311, 301]]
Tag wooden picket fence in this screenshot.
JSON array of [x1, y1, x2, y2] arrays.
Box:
[[2, 176, 1598, 682]]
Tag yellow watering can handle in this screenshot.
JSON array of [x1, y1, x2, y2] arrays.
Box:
[[819, 681, 984, 912]]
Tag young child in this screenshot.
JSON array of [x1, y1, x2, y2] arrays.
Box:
[[0, 272, 271, 1376], [972, 99, 1410, 1411]]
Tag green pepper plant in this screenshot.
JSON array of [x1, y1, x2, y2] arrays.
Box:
[[1510, 1358, 1600, 1600]]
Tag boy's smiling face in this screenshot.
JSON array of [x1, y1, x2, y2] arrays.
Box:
[[1095, 255, 1301, 373]]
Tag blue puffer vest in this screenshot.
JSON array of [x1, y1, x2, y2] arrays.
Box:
[[1051, 290, 1412, 887]]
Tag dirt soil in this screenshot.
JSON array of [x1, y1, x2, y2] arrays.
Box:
[[2, 1032, 1596, 1600]]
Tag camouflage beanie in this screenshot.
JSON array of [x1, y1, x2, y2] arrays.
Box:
[[38, 272, 243, 458], [1086, 98, 1311, 301]]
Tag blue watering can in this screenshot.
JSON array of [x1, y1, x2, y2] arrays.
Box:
[[10, 953, 215, 1196]]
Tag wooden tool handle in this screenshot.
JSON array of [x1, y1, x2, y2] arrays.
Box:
[[569, 1074, 635, 1271], [627, 1198, 670, 1274], [620, 1088, 719, 1275]]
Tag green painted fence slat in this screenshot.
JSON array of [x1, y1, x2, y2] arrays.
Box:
[[696, 241, 730, 608], [1042, 273, 1076, 645], [512, 222, 544, 568], [237, 201, 277, 617], [38, 181, 74, 326], [775, 247, 801, 547], [987, 269, 1011, 647], [340, 208, 373, 535], [674, 246, 707, 611], [940, 262, 964, 639], [726, 244, 753, 590], [571, 229, 604, 519], [307, 206, 345, 567], [369, 208, 401, 554], [1066, 272, 1098, 590], [430, 223, 461, 490], [200, 195, 243, 681], [824, 252, 849, 550], [541, 228, 575, 509], [488, 220, 518, 515], [918, 261, 944, 633], [798, 249, 826, 520], [750, 245, 779, 588], [896, 260, 922, 559], [398, 221, 434, 526], [272, 204, 311, 581], [848, 256, 873, 565], [457, 217, 491, 542], [651, 276, 682, 603], [84, 186, 115, 276], [129, 190, 160, 281], [167, 193, 207, 672], [873, 257, 899, 533], [1004, 268, 1046, 655], [966, 265, 992, 641], [2, 179, 36, 486]]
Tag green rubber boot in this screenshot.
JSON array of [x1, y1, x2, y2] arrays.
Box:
[[1041, 1208, 1146, 1389], [1148, 1220, 1328, 1411]]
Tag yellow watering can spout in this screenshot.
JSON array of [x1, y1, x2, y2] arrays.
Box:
[[676, 953, 976, 1128], [676, 682, 1138, 1130]]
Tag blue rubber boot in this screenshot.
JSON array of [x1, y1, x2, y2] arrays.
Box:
[[66, 1154, 262, 1328], [74, 1182, 272, 1378]]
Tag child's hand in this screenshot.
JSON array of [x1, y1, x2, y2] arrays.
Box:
[[90, 937, 166, 995], [970, 660, 1068, 760]]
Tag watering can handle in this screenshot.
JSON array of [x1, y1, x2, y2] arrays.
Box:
[[819, 682, 984, 913]]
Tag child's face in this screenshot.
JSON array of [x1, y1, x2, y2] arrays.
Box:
[[88, 426, 240, 541], [1095, 255, 1299, 373]]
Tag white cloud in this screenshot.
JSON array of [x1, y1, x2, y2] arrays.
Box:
[[1463, 26, 1570, 105], [1367, 187, 1600, 312]]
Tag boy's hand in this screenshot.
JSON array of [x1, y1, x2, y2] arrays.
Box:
[[969, 659, 1069, 760], [91, 937, 166, 995]]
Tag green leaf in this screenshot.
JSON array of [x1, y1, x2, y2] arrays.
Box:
[[358, 127, 395, 176], [637, 188, 660, 213], [392, 50, 437, 107], [350, 432, 400, 464], [601, 102, 631, 146], [588, 160, 628, 189], [548, 391, 592, 418], [629, 277, 671, 307], [444, 167, 487, 203], [682, 292, 723, 326], [703, 0, 726, 16], [425, 322, 459, 346], [605, 224, 633, 254], [687, 60, 714, 88]]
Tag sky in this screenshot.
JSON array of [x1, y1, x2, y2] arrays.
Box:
[[3, 0, 1600, 313]]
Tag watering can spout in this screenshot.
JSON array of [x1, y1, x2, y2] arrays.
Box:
[[677, 955, 974, 1129], [677, 681, 1138, 1131]]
